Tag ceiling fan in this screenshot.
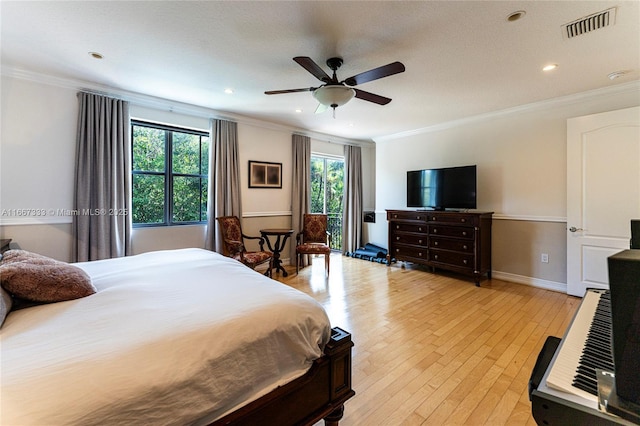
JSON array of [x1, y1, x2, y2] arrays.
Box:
[[265, 56, 405, 115]]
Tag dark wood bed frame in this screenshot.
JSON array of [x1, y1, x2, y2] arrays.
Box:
[[211, 327, 355, 426]]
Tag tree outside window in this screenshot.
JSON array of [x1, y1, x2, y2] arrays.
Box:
[[131, 121, 209, 226], [311, 155, 344, 249]]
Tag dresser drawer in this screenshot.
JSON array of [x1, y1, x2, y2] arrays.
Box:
[[393, 233, 428, 246], [429, 250, 474, 269], [388, 210, 429, 222], [392, 222, 428, 234], [390, 244, 427, 261], [426, 213, 478, 226], [429, 237, 473, 252], [428, 225, 474, 239]]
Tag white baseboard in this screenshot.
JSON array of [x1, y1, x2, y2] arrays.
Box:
[[491, 270, 567, 293]]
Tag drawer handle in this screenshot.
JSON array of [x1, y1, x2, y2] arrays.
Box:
[[434, 241, 438, 246], [434, 254, 438, 260], [419, 239, 423, 244], [416, 216, 421, 220], [463, 259, 468, 265], [419, 252, 423, 257], [396, 225, 400, 229], [462, 231, 467, 236], [463, 245, 467, 250], [396, 248, 400, 253], [461, 218, 466, 223], [396, 236, 400, 240], [433, 228, 438, 233], [419, 227, 423, 232], [432, 217, 436, 221], [393, 214, 398, 218]]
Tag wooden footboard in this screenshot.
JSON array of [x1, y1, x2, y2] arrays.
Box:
[[211, 327, 355, 426]]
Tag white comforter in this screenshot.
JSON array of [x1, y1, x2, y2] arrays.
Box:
[[0, 248, 331, 425]]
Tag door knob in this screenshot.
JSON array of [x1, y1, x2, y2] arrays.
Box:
[[569, 227, 584, 232]]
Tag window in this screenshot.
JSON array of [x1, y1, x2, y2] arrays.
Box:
[[311, 155, 344, 249], [131, 120, 210, 226]]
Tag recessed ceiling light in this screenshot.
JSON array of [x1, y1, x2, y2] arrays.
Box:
[[224, 88, 234, 94], [295, 108, 303, 113], [88, 52, 103, 59], [542, 64, 558, 72], [506, 10, 526, 22], [608, 70, 629, 80]]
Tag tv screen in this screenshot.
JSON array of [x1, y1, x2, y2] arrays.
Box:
[[407, 165, 477, 210]]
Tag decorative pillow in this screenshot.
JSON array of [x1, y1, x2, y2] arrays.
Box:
[[0, 249, 52, 265], [0, 250, 95, 303], [0, 287, 12, 327]]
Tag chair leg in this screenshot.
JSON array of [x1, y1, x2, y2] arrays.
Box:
[[296, 253, 300, 274], [325, 253, 330, 276]]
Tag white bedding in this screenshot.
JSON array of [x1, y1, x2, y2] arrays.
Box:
[[0, 248, 331, 425]]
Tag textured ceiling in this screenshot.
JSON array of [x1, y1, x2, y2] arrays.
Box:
[[1, 1, 639, 141]]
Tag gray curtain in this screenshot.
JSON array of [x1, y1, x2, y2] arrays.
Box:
[[205, 118, 242, 252], [342, 144, 363, 254], [72, 92, 131, 262], [290, 134, 311, 262]]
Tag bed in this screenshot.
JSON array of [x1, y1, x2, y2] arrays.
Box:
[[0, 248, 354, 425]]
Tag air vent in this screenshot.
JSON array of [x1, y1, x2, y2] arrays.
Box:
[[562, 7, 616, 39]]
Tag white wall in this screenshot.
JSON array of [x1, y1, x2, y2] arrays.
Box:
[[371, 82, 640, 290], [1, 76, 77, 220], [239, 124, 292, 216], [0, 73, 374, 262]]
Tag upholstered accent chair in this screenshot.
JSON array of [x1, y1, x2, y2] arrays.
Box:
[[216, 216, 273, 276], [295, 214, 332, 276]]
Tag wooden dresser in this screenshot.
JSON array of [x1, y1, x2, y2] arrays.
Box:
[[386, 210, 493, 286]]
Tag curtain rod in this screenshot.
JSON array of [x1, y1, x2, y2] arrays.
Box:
[[78, 88, 125, 101]]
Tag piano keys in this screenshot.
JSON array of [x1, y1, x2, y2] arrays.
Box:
[[546, 290, 615, 400], [530, 288, 636, 425], [545, 289, 607, 403]]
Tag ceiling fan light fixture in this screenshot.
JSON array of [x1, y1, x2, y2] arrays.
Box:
[[313, 85, 355, 108]]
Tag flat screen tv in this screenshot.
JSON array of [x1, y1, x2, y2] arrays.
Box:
[[407, 165, 477, 210]]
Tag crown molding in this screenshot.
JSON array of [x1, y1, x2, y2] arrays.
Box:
[[1, 66, 372, 147], [374, 80, 640, 143]]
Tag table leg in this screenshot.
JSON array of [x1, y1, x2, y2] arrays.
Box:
[[279, 234, 292, 276], [272, 235, 287, 276], [262, 233, 292, 277]]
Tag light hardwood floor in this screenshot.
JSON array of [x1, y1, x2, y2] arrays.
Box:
[[273, 253, 581, 425]]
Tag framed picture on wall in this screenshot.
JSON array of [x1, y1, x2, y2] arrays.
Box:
[[248, 160, 282, 188]]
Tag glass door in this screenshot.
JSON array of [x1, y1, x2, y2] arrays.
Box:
[[311, 155, 344, 250]]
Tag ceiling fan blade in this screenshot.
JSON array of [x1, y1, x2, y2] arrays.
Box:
[[264, 87, 316, 95], [293, 57, 331, 83], [354, 89, 392, 105], [343, 61, 405, 86], [315, 103, 329, 114]]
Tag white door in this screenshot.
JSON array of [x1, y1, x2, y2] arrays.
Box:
[[567, 106, 640, 297]]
